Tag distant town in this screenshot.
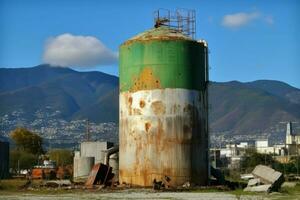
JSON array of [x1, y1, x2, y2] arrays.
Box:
[[1, 107, 296, 151], [0, 108, 118, 149]]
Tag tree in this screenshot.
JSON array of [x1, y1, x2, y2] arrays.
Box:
[[48, 149, 73, 166], [10, 127, 44, 155], [9, 150, 37, 173], [241, 148, 300, 175], [241, 148, 275, 172]]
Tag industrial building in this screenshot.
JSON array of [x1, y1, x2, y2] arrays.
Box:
[[285, 122, 300, 155], [212, 136, 289, 170], [73, 141, 118, 181], [0, 138, 9, 179], [119, 9, 209, 187], [255, 139, 285, 155], [80, 141, 113, 164]]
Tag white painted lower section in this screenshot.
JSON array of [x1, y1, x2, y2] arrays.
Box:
[[119, 88, 209, 186]]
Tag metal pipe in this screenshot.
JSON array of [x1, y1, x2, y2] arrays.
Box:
[[103, 146, 119, 166]]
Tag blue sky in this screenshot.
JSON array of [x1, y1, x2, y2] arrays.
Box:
[[0, 0, 299, 88]]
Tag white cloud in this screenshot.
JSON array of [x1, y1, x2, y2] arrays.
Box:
[[222, 11, 260, 28], [264, 15, 274, 25], [43, 33, 118, 67]]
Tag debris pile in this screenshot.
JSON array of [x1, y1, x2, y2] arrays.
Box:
[[244, 165, 284, 193], [210, 166, 225, 185], [152, 176, 171, 190], [43, 180, 72, 188], [85, 163, 115, 188]]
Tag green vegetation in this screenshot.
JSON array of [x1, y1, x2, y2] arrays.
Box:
[[280, 183, 300, 195], [241, 148, 274, 173], [0, 179, 75, 195], [0, 179, 27, 191], [9, 150, 38, 174], [9, 127, 44, 174], [8, 127, 75, 177], [229, 188, 259, 197], [10, 127, 44, 154], [273, 156, 300, 176], [48, 149, 73, 166], [240, 148, 300, 175]]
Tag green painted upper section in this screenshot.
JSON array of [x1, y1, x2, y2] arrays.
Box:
[[119, 27, 208, 92]]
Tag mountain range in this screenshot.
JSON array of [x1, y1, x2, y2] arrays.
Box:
[[0, 64, 300, 135]]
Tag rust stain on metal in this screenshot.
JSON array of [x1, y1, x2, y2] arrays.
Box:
[[128, 97, 133, 105], [145, 122, 151, 132], [133, 108, 142, 115], [85, 163, 114, 187], [126, 96, 133, 115], [183, 104, 195, 115], [157, 119, 163, 142], [85, 163, 101, 186], [119, 89, 208, 187], [31, 168, 56, 179], [171, 104, 181, 113], [183, 124, 191, 133], [151, 101, 166, 115], [139, 100, 146, 108], [131, 67, 161, 92]]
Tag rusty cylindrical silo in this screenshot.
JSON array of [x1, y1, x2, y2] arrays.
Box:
[[119, 25, 209, 187]]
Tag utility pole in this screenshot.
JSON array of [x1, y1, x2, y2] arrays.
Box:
[[86, 119, 90, 141], [297, 145, 299, 177], [17, 160, 20, 175], [214, 147, 217, 168], [49, 135, 52, 151]]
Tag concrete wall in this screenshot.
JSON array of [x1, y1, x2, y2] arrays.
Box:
[[73, 156, 95, 179], [255, 140, 268, 148], [80, 141, 113, 164]]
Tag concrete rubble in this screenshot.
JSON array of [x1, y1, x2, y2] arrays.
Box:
[[244, 165, 284, 192], [247, 178, 260, 187], [240, 174, 254, 180], [182, 181, 191, 188], [44, 180, 72, 187], [152, 176, 172, 190], [210, 166, 225, 185], [244, 184, 272, 192]]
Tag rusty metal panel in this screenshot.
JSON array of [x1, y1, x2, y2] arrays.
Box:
[[85, 163, 113, 186], [85, 163, 101, 186], [31, 168, 56, 179], [31, 168, 44, 179], [119, 88, 208, 186]]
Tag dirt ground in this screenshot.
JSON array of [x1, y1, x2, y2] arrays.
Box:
[[0, 191, 258, 200], [1, 179, 299, 200], [0, 189, 299, 200]]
